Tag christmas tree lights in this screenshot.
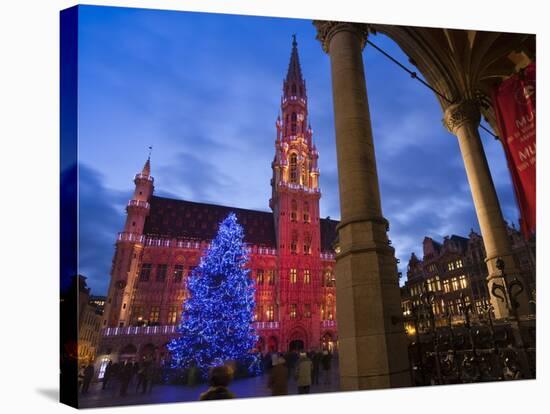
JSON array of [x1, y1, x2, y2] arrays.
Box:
[[168, 213, 260, 375]]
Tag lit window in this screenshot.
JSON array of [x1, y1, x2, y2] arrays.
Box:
[[456, 259, 463, 268], [254, 305, 262, 321], [290, 269, 297, 284], [304, 233, 312, 255], [448, 262, 455, 271], [301, 165, 307, 186], [451, 277, 459, 291], [167, 306, 178, 325], [427, 276, 441, 291], [266, 305, 274, 321], [149, 306, 160, 323], [290, 304, 297, 319], [324, 270, 334, 287], [267, 270, 275, 285], [290, 240, 297, 254], [132, 306, 143, 325], [443, 279, 451, 293], [303, 269, 310, 284], [459, 274, 468, 289], [256, 269, 264, 285], [304, 304, 311, 318]]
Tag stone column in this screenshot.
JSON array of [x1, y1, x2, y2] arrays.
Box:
[[443, 100, 528, 319], [314, 21, 410, 390]]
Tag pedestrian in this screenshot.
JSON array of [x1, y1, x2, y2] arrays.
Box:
[[135, 361, 146, 393], [109, 362, 121, 396], [119, 360, 134, 397], [81, 362, 95, 394], [294, 352, 313, 394], [285, 351, 298, 378], [199, 365, 236, 400], [132, 360, 140, 390], [312, 350, 322, 385], [77, 365, 86, 393], [268, 356, 288, 396], [102, 360, 113, 390], [321, 350, 332, 385], [187, 361, 199, 386], [140, 360, 153, 394], [145, 360, 159, 394]]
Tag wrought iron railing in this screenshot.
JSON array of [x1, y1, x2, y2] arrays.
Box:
[[399, 259, 535, 385]]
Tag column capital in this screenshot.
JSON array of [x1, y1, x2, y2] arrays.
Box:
[[443, 99, 481, 134], [313, 20, 370, 53]]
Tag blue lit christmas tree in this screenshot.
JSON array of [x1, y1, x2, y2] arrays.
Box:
[[168, 213, 259, 375]]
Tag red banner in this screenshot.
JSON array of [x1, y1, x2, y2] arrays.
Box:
[[492, 61, 536, 238]]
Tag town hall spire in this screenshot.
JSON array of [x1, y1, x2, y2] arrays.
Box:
[[286, 34, 303, 83]]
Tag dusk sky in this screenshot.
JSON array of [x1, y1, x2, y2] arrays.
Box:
[[77, 5, 519, 295]]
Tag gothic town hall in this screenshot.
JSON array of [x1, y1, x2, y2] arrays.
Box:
[[99, 37, 339, 364]]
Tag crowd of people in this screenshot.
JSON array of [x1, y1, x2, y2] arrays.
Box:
[[78, 348, 335, 401], [200, 348, 336, 400], [266, 349, 334, 396], [79, 357, 159, 397]]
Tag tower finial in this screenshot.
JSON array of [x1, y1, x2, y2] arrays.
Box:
[[142, 146, 152, 176], [286, 34, 303, 82]]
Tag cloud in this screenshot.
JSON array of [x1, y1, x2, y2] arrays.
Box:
[[76, 8, 522, 294], [78, 164, 128, 295]]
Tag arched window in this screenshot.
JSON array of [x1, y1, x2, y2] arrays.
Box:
[[291, 112, 297, 134], [324, 269, 334, 287], [303, 201, 310, 223], [289, 154, 298, 184], [303, 269, 311, 284], [266, 305, 274, 321], [285, 114, 289, 136], [290, 230, 298, 254], [304, 233, 312, 255], [301, 164, 307, 186], [290, 199, 298, 221]]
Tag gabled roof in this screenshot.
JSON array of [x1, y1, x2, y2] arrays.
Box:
[[143, 196, 277, 247], [143, 196, 339, 252]]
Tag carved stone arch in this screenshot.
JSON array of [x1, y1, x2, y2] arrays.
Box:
[[288, 325, 309, 351]]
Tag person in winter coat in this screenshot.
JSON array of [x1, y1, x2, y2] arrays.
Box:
[[199, 365, 236, 401], [321, 350, 332, 384], [119, 360, 135, 397], [312, 350, 322, 385], [268, 356, 288, 396], [81, 363, 95, 394], [294, 352, 313, 394]]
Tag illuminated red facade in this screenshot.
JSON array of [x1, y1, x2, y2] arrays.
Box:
[[99, 38, 338, 363]]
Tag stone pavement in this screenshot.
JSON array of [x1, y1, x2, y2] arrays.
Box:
[[79, 362, 341, 408]]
